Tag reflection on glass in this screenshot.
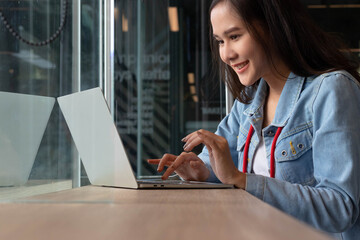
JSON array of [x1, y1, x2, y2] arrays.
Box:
[[0, 0, 75, 200], [0, 92, 54, 187], [114, 0, 226, 177]]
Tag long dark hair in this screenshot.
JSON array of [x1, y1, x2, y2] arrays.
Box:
[[209, 0, 360, 103]]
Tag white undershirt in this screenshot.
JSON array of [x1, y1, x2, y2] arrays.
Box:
[[252, 136, 270, 177]]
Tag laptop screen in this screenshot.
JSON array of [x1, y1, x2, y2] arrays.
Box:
[[58, 88, 138, 188]]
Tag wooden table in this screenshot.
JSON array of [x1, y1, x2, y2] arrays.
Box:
[[0, 186, 333, 240]]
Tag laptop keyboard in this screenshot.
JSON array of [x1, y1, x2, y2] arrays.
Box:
[[137, 179, 190, 184]]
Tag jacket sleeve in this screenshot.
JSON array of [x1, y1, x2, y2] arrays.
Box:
[[246, 73, 360, 233], [198, 100, 242, 183]]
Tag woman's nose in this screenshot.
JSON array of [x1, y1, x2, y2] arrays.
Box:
[[221, 43, 237, 63]]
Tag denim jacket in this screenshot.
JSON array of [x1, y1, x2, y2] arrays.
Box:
[[199, 71, 360, 239]]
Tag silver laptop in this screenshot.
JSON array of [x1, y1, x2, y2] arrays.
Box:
[[0, 91, 55, 186], [57, 87, 233, 189]]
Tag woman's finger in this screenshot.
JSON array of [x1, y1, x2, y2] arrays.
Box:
[[161, 152, 192, 180], [183, 137, 203, 151], [182, 132, 199, 150], [147, 159, 161, 164], [147, 159, 175, 170], [182, 131, 197, 142], [182, 130, 207, 151], [157, 154, 177, 172], [197, 129, 226, 151]]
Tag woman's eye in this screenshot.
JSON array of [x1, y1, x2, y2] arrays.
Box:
[[230, 35, 240, 40], [216, 39, 224, 45]]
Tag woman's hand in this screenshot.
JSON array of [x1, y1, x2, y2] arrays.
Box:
[[183, 129, 246, 189], [147, 152, 210, 181]]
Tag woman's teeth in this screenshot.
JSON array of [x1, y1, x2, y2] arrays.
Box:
[[236, 61, 248, 70]]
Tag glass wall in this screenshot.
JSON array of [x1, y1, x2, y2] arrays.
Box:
[[114, 0, 225, 178], [0, 0, 102, 199], [0, 0, 74, 200]]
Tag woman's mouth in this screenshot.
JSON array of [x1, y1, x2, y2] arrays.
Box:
[[233, 61, 249, 73]]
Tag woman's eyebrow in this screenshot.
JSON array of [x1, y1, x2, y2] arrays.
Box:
[[213, 26, 242, 38], [224, 26, 242, 35]]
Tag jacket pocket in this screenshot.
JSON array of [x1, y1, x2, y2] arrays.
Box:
[[274, 128, 315, 185]]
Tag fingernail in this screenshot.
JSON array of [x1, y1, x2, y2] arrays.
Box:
[[183, 142, 188, 149], [181, 137, 186, 142]]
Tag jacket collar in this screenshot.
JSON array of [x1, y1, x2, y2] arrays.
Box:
[[243, 72, 305, 129]]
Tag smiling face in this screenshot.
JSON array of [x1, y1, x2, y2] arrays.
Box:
[[210, 1, 274, 86]]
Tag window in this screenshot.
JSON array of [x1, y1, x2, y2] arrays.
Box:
[[114, 0, 226, 177]]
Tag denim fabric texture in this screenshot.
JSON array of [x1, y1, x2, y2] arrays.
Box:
[[198, 71, 360, 239]]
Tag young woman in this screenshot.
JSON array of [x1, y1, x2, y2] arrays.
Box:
[[148, 0, 360, 238]]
